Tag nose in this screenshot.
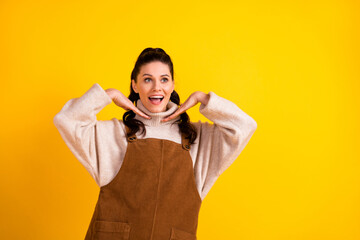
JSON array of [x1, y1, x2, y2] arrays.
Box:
[[152, 79, 161, 91]]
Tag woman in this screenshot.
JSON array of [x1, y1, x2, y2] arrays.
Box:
[[53, 48, 257, 240]]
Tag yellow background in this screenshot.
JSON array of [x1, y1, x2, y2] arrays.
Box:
[[1, 0, 359, 239]]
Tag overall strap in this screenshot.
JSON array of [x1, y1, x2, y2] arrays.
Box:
[[125, 125, 137, 142], [181, 132, 191, 151]]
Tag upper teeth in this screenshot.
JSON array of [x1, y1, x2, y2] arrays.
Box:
[[150, 96, 163, 98]]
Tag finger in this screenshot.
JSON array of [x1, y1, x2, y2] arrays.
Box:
[[121, 98, 151, 119], [162, 93, 201, 122], [161, 112, 178, 122], [163, 96, 198, 122], [161, 105, 187, 122], [130, 105, 151, 119]]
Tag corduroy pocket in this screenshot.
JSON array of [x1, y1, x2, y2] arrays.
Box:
[[170, 227, 197, 240], [94, 220, 130, 240]]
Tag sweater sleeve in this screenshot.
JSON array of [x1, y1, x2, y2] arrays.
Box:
[[53, 83, 127, 187], [191, 91, 257, 200]]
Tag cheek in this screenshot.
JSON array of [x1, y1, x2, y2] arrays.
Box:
[[137, 90, 148, 100], [165, 84, 174, 94], [138, 86, 150, 95], [165, 90, 173, 97]]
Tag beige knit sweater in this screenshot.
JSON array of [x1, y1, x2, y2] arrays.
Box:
[[53, 83, 257, 201]]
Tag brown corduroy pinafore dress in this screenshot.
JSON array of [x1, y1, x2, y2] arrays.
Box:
[[84, 126, 202, 240]]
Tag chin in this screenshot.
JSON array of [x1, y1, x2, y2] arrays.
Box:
[[148, 106, 166, 113], [142, 102, 160, 112]]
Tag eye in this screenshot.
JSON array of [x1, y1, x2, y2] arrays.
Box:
[[161, 78, 169, 82], [144, 78, 151, 82]]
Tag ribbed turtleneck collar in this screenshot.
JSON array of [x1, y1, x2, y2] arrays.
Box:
[[134, 99, 180, 127]]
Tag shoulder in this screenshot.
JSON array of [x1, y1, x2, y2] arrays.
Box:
[[190, 120, 215, 145], [191, 120, 214, 132], [96, 118, 127, 137]]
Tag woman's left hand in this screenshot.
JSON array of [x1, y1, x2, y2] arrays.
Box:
[[161, 91, 210, 122]]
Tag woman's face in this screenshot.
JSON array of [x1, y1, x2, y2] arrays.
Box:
[[132, 61, 174, 113]]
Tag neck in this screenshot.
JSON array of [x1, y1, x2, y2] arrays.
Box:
[[134, 99, 180, 127]]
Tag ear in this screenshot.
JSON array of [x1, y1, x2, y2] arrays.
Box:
[[131, 79, 138, 93]]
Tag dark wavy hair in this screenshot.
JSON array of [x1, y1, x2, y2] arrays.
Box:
[[122, 47, 197, 145]]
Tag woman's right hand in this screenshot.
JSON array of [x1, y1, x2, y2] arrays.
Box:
[[105, 88, 151, 119]]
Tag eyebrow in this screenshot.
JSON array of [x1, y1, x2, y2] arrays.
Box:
[[142, 73, 170, 77]]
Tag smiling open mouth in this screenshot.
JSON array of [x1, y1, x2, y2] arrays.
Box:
[[149, 96, 164, 105]]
